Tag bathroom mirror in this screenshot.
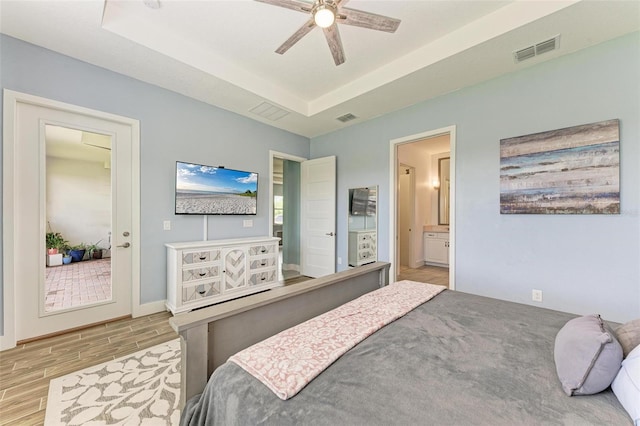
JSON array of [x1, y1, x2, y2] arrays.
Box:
[[347, 186, 378, 267], [438, 158, 450, 225]]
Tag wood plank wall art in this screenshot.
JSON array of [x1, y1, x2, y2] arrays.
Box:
[[500, 119, 620, 214]]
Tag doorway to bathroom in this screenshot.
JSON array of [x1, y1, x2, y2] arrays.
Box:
[[390, 126, 455, 288]]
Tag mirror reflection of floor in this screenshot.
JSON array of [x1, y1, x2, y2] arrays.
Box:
[[397, 265, 449, 288], [283, 275, 312, 286], [281, 268, 300, 281], [278, 246, 310, 285]]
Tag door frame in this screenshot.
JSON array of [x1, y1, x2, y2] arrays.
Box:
[[389, 125, 456, 289], [268, 150, 307, 278], [398, 163, 416, 268], [268, 150, 307, 237], [1, 89, 141, 350]]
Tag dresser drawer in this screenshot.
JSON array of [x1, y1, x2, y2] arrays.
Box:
[[249, 256, 277, 270], [424, 232, 448, 240], [359, 251, 374, 260], [248, 244, 278, 257], [358, 233, 375, 242], [182, 249, 221, 265], [182, 281, 221, 304], [249, 269, 277, 286], [358, 241, 374, 250], [182, 265, 220, 283]]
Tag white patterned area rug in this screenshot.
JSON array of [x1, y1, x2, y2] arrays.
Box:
[[45, 338, 181, 425]]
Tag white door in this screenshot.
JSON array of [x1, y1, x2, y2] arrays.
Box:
[[223, 248, 247, 291], [300, 156, 336, 278], [10, 100, 133, 342]]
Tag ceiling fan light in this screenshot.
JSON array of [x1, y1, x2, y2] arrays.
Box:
[[314, 6, 335, 28]]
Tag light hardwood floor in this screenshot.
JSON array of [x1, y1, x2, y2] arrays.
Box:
[[0, 311, 177, 426], [397, 264, 449, 287], [0, 275, 309, 425]]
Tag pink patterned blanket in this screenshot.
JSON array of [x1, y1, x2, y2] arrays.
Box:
[[228, 280, 446, 400]]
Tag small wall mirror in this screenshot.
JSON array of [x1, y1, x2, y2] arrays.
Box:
[[438, 158, 450, 225], [347, 186, 377, 267]]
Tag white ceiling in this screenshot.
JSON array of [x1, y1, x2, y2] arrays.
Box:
[[46, 125, 112, 165], [1, 1, 638, 138]]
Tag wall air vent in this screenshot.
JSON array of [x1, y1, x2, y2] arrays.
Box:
[[336, 113, 357, 123], [514, 46, 536, 62], [513, 35, 560, 63], [249, 102, 289, 121], [143, 0, 161, 9]]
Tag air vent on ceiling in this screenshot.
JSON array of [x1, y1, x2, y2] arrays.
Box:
[[336, 113, 357, 123], [143, 0, 161, 9], [249, 102, 289, 121], [513, 35, 560, 63]]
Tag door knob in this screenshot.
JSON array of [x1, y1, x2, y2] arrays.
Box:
[[325, 232, 335, 236], [122, 231, 130, 237], [117, 242, 131, 248]]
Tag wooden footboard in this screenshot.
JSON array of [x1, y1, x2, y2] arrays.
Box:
[[169, 262, 390, 407]]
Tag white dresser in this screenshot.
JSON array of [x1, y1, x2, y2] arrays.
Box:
[[423, 232, 449, 266], [166, 236, 281, 314], [348, 230, 377, 267]]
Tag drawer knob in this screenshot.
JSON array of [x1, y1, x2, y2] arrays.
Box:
[[199, 272, 206, 277], [198, 290, 206, 295], [199, 256, 206, 260], [261, 262, 266, 266], [261, 249, 266, 253]]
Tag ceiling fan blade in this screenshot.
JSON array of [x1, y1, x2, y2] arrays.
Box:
[[338, 7, 401, 33], [276, 18, 316, 55], [254, 0, 312, 14], [323, 25, 345, 66]]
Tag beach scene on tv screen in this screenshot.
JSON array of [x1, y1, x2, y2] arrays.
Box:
[[176, 162, 257, 214]]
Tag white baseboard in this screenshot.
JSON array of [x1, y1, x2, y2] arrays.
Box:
[[133, 300, 168, 318], [0, 301, 168, 351], [282, 263, 300, 272], [0, 335, 17, 351]]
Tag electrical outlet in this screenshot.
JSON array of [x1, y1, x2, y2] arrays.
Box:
[[163, 220, 171, 231], [532, 289, 543, 302], [337, 257, 342, 265], [243, 219, 253, 228]]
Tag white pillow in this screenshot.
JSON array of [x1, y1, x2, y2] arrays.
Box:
[[612, 344, 640, 425]]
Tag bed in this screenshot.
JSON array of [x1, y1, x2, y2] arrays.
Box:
[[171, 264, 631, 425]]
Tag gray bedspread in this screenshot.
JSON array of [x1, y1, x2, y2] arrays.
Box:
[[181, 290, 630, 425]]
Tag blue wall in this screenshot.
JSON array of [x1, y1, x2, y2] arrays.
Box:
[[283, 159, 301, 266], [0, 35, 310, 334], [1, 30, 638, 337], [311, 32, 640, 323]]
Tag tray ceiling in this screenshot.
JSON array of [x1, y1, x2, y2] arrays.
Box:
[[1, 0, 638, 137]]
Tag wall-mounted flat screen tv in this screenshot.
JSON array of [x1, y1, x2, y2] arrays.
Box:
[[175, 161, 258, 215]]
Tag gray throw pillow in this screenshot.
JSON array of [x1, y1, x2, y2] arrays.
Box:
[[554, 314, 623, 396], [615, 318, 640, 358]]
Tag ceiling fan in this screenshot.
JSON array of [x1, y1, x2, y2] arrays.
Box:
[[255, 0, 401, 66]]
